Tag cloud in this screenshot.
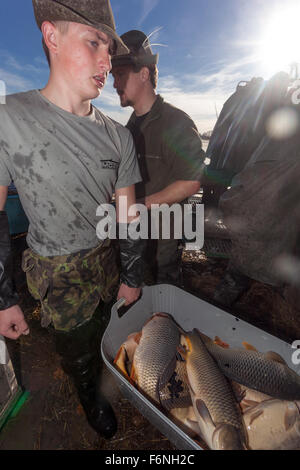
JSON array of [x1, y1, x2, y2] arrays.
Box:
[[189, 53, 259, 92], [99, 107, 132, 126], [0, 50, 48, 75], [0, 68, 34, 92], [155, 55, 260, 132], [0, 51, 48, 94]]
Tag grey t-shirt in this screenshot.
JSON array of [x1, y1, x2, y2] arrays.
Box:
[[0, 90, 141, 256]]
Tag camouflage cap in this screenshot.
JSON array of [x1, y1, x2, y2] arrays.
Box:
[[32, 0, 128, 56], [111, 30, 159, 68]]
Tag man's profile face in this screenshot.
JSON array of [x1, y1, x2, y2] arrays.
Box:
[[112, 65, 143, 108], [52, 22, 113, 101]]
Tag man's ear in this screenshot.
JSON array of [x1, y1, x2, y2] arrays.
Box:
[[140, 66, 150, 83], [41, 21, 59, 58]]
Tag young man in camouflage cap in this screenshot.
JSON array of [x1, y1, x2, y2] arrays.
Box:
[[112, 30, 205, 285], [0, 1, 145, 439]]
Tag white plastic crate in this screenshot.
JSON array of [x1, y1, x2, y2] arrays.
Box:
[[101, 285, 300, 450]]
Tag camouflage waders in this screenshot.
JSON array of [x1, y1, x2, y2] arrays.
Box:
[[21, 239, 119, 438], [21, 239, 119, 331]]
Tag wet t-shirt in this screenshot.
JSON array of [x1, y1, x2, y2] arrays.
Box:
[[0, 90, 141, 256]]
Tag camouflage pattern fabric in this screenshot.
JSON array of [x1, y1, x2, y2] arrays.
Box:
[[21, 240, 119, 331]]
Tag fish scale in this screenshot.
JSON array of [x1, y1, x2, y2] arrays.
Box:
[[202, 338, 300, 400], [186, 332, 243, 431], [132, 313, 180, 404]]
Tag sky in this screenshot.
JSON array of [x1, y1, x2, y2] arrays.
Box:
[[1, 0, 300, 132]]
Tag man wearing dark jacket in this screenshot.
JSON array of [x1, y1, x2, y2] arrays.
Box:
[[112, 30, 205, 285]]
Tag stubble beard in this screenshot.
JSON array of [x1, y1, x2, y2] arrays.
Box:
[[119, 93, 134, 108]]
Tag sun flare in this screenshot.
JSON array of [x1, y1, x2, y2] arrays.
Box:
[[258, 5, 300, 78]]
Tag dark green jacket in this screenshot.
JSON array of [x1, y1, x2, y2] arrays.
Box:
[[126, 95, 205, 199]]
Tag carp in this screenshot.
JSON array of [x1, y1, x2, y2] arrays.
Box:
[[129, 313, 181, 405], [180, 329, 246, 450], [243, 399, 300, 450], [199, 332, 300, 401]]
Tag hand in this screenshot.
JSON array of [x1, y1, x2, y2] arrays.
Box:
[[0, 304, 30, 340], [117, 283, 141, 306]]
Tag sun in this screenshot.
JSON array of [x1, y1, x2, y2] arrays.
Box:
[[257, 5, 300, 78]]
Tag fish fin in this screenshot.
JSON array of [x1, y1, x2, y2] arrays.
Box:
[[194, 398, 216, 427], [240, 399, 261, 412], [113, 346, 131, 379], [177, 343, 188, 360], [176, 350, 185, 361], [113, 345, 123, 365], [187, 405, 197, 421], [248, 409, 264, 426], [242, 342, 258, 351], [264, 351, 287, 365], [284, 404, 298, 431], [133, 332, 142, 345], [214, 336, 230, 349], [186, 418, 201, 435], [230, 381, 246, 403], [295, 401, 300, 414]]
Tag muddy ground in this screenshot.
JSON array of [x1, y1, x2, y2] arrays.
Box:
[[1, 234, 300, 450]]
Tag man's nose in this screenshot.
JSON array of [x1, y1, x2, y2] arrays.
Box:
[[99, 50, 112, 73]]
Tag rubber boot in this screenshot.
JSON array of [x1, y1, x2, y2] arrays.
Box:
[[54, 307, 117, 439]]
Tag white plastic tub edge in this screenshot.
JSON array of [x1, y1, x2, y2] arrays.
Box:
[[101, 284, 300, 451]]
